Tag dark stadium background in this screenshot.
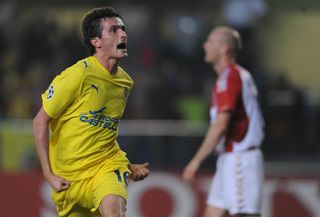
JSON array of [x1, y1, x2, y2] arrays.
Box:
[[0, 0, 319, 216]]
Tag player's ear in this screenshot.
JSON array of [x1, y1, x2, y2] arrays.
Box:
[[90, 37, 101, 49]]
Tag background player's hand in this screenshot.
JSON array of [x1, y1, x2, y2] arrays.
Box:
[[128, 162, 149, 181], [45, 173, 71, 192], [182, 160, 200, 182]]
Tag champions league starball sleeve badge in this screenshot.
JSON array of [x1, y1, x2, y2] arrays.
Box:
[[47, 84, 55, 100]]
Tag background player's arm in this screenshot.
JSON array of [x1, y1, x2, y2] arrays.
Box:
[[182, 111, 231, 181], [33, 107, 70, 192]]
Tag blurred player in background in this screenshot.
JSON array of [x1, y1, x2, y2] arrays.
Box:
[[182, 26, 264, 217], [33, 7, 149, 217]]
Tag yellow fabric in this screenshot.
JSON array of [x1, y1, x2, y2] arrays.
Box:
[[52, 150, 130, 217], [42, 56, 133, 181]]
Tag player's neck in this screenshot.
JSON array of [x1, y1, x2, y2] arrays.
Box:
[[214, 56, 235, 75], [94, 53, 119, 75]]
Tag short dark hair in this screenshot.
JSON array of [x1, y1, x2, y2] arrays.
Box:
[[82, 7, 123, 55]]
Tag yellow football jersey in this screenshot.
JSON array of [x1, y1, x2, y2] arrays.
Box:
[[42, 56, 133, 181]]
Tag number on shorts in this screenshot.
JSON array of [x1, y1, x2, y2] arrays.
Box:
[[114, 170, 130, 186]]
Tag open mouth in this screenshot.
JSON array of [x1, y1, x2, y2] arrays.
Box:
[[117, 42, 127, 50]]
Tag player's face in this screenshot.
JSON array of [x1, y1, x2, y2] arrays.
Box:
[[203, 31, 222, 64], [98, 17, 128, 59]]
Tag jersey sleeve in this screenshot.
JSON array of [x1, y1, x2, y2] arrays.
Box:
[[42, 68, 82, 119], [216, 71, 242, 113]]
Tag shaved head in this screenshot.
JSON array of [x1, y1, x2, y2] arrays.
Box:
[[203, 25, 243, 66], [211, 26, 242, 57]]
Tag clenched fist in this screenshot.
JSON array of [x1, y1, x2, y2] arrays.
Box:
[[128, 162, 150, 181]]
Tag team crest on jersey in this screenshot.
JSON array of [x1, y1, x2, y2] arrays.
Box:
[[217, 72, 228, 93], [47, 84, 54, 100]]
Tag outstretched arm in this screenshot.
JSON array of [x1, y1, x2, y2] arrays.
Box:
[[33, 107, 70, 192], [182, 111, 231, 181]]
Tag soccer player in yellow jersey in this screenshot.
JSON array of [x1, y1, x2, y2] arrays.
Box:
[[33, 7, 149, 217]]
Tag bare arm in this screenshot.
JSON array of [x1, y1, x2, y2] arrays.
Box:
[[33, 108, 51, 175], [182, 111, 231, 181], [33, 107, 70, 192]]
